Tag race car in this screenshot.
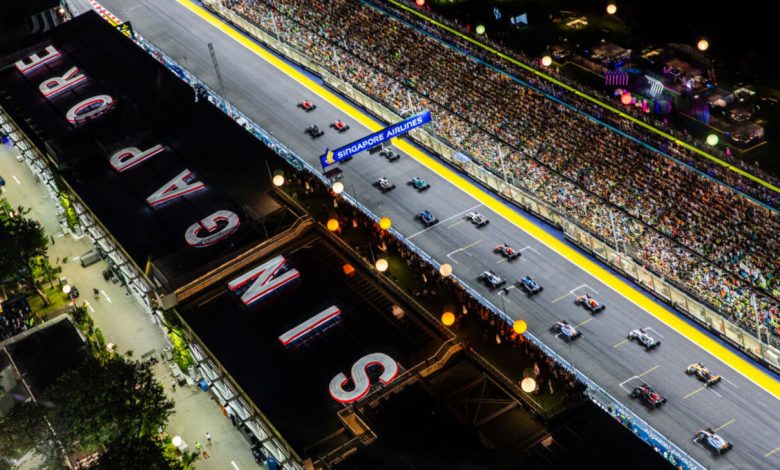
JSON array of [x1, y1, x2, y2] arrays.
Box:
[[694, 428, 733, 455], [628, 328, 660, 350], [330, 120, 350, 132], [373, 177, 395, 192], [517, 275, 543, 296], [464, 211, 489, 227], [551, 320, 582, 340], [630, 384, 667, 408], [408, 177, 430, 191], [685, 363, 721, 386], [493, 243, 521, 261], [479, 270, 506, 289], [305, 125, 324, 138], [297, 99, 316, 111], [380, 149, 401, 161], [416, 209, 438, 227], [575, 293, 605, 313]]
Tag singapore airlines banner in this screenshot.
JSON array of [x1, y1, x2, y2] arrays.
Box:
[[320, 110, 431, 168]]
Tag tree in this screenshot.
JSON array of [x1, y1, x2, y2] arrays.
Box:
[[0, 201, 50, 303], [87, 436, 182, 470], [0, 401, 51, 460], [45, 355, 175, 455]]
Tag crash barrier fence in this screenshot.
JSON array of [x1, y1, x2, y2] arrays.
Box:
[[202, 0, 780, 373], [0, 108, 154, 316], [84, 2, 704, 468]]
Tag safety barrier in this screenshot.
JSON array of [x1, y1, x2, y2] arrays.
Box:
[[78, 2, 704, 468]]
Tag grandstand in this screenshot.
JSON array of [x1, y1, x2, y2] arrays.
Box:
[[212, 0, 780, 348]]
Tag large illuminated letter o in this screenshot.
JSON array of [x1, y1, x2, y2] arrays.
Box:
[[65, 95, 115, 124], [184, 210, 240, 248]]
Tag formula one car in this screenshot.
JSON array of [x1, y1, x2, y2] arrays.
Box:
[[330, 120, 350, 132], [631, 384, 667, 408], [297, 99, 316, 111], [479, 270, 506, 289], [304, 125, 324, 138], [380, 148, 400, 161], [408, 177, 430, 191], [627, 328, 661, 350], [694, 428, 733, 455], [575, 293, 605, 313], [685, 363, 721, 386], [551, 320, 582, 340], [464, 211, 489, 227], [373, 177, 396, 193], [416, 209, 438, 227], [517, 275, 543, 296], [493, 243, 521, 261]]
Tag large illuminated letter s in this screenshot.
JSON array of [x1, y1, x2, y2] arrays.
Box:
[[329, 353, 399, 404]]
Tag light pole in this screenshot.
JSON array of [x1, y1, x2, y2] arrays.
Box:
[[606, 206, 622, 264], [497, 145, 509, 185], [751, 294, 764, 344]]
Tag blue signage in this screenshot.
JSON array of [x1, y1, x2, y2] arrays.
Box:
[[321, 111, 431, 167]]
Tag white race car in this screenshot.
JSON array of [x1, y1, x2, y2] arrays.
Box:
[[628, 328, 660, 350], [464, 211, 489, 227]]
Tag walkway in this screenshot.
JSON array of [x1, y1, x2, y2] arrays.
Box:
[[0, 146, 259, 469]]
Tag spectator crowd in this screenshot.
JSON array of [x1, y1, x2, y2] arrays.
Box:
[[216, 0, 780, 343]]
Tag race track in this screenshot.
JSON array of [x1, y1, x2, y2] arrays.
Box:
[[71, 0, 780, 467]]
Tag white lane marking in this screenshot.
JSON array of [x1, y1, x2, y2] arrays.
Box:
[[231, 461, 240, 470], [552, 284, 600, 303], [708, 387, 723, 398], [12, 175, 21, 185], [446, 239, 482, 263], [645, 327, 664, 339], [722, 377, 739, 389], [84, 301, 95, 313], [407, 204, 482, 240], [519, 246, 541, 255], [101, 291, 112, 303], [551, 292, 574, 303]]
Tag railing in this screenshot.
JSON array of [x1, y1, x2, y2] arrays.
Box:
[[80, 2, 704, 469], [199, 0, 780, 375]]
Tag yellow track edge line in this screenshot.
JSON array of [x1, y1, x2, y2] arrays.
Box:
[[177, 0, 780, 399], [384, 0, 780, 196]]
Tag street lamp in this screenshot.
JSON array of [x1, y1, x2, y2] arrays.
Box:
[[541, 56, 552, 67], [439, 263, 452, 277], [606, 4, 617, 15], [441, 311, 455, 326], [375, 258, 388, 272], [272, 174, 284, 187], [697, 39, 709, 52], [513, 320, 527, 335], [62, 284, 71, 295], [379, 216, 392, 230], [326, 218, 339, 231], [521, 377, 537, 393], [332, 181, 344, 194], [172, 435, 183, 447]]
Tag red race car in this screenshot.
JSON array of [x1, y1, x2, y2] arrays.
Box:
[[631, 383, 667, 408], [297, 99, 316, 112], [330, 120, 350, 132], [575, 293, 605, 313]]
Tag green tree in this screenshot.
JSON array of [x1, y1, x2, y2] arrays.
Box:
[[0, 401, 51, 460], [45, 355, 175, 455], [87, 436, 182, 470], [0, 201, 50, 303]]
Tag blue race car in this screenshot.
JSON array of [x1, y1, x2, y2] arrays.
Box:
[[517, 275, 543, 296], [417, 210, 438, 226], [408, 177, 430, 191], [694, 428, 733, 455], [551, 320, 582, 340]]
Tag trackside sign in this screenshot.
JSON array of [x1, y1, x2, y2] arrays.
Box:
[[320, 110, 431, 167]]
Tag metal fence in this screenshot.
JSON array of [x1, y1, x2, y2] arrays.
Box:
[[77, 2, 705, 468]]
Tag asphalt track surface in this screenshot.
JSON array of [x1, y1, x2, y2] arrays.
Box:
[[73, 0, 780, 467]]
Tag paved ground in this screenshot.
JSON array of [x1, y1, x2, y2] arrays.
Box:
[[0, 146, 260, 469], [61, 0, 780, 467]]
